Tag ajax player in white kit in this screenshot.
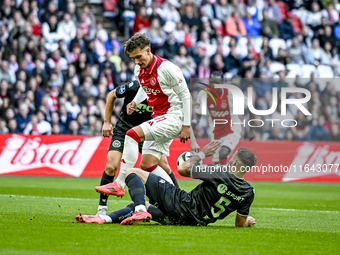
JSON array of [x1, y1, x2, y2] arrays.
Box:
[[192, 71, 255, 165], [96, 33, 191, 211]]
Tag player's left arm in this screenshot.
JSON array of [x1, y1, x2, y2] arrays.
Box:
[[178, 141, 221, 177], [235, 214, 256, 227], [162, 63, 191, 143], [235, 192, 255, 227]]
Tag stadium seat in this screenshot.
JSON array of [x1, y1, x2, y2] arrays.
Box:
[[287, 12, 302, 34], [269, 38, 286, 57], [252, 36, 263, 53], [276, 1, 288, 22], [286, 39, 292, 48], [286, 63, 302, 76], [317, 65, 334, 78], [103, 0, 119, 17], [270, 61, 285, 73], [301, 64, 317, 78]]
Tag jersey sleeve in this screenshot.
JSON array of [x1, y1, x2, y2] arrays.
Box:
[[195, 90, 207, 115], [158, 61, 191, 125], [236, 189, 255, 217], [115, 80, 139, 98]]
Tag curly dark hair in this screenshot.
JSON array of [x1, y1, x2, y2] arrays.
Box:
[[237, 148, 257, 167], [123, 33, 151, 55]]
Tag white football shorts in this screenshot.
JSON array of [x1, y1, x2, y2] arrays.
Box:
[[140, 114, 183, 158]]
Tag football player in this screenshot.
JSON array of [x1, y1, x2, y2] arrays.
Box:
[[96, 79, 179, 215], [77, 141, 256, 227]]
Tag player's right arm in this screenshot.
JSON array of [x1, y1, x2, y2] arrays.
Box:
[[178, 141, 221, 177], [102, 89, 116, 137], [127, 65, 148, 115]]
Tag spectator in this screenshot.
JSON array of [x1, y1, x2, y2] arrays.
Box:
[[225, 11, 247, 38], [263, 0, 281, 23], [260, 37, 274, 61], [227, 0, 246, 18], [279, 17, 296, 41], [305, 38, 327, 66], [42, 15, 60, 52], [144, 19, 165, 51], [99, 52, 119, 89], [65, 95, 81, 119], [51, 124, 61, 134], [243, 11, 262, 37], [215, 0, 230, 21], [307, 2, 323, 30], [260, 9, 279, 38], [119, 62, 134, 84], [8, 119, 18, 133], [58, 13, 77, 47], [225, 47, 242, 76], [321, 3, 339, 25], [172, 45, 196, 83], [0, 118, 9, 133], [94, 30, 108, 62], [7, 11, 26, 40], [164, 1, 181, 23], [23, 111, 52, 135], [16, 103, 30, 132], [306, 115, 328, 141], [319, 25, 336, 48], [78, 12, 96, 42], [180, 3, 199, 29], [77, 113, 90, 135], [93, 118, 102, 136], [105, 31, 123, 54], [163, 32, 179, 60], [133, 6, 149, 34], [197, 56, 211, 79], [0, 60, 16, 84], [68, 120, 80, 135], [287, 36, 305, 64], [327, 124, 340, 141], [47, 49, 68, 72]]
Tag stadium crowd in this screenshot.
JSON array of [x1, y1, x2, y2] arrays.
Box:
[[0, 0, 340, 142]]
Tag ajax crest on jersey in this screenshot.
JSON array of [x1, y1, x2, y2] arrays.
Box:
[[150, 77, 157, 86], [176, 151, 202, 167]]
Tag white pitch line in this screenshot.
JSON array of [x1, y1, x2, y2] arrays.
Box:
[[255, 207, 339, 214], [0, 194, 131, 203], [1, 194, 339, 214]]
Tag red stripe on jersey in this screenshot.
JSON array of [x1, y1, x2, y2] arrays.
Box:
[[207, 88, 233, 139], [139, 55, 171, 118]]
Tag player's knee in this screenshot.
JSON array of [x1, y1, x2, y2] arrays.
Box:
[[140, 161, 153, 171], [219, 147, 231, 159], [125, 168, 137, 178], [105, 164, 117, 176]]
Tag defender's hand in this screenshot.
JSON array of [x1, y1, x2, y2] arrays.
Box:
[[127, 101, 137, 115], [190, 140, 200, 153], [201, 141, 221, 157], [102, 122, 113, 137], [180, 125, 190, 143], [246, 216, 256, 227]]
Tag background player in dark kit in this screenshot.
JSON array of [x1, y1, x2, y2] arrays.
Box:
[[97, 80, 179, 215]]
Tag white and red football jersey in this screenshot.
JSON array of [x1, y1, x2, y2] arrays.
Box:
[[133, 55, 191, 125], [196, 87, 241, 140]]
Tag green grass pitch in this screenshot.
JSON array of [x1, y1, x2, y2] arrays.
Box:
[[0, 177, 339, 255]]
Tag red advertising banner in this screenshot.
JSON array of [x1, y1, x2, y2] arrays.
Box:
[[0, 134, 339, 182]]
